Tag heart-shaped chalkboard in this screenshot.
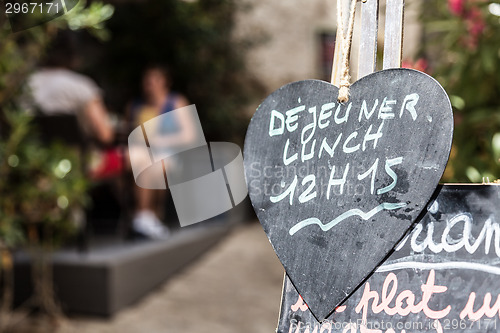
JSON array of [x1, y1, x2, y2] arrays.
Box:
[[244, 68, 453, 320]]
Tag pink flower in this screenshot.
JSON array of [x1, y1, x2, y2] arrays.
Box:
[[448, 0, 465, 15], [461, 7, 485, 49], [402, 58, 429, 73], [466, 7, 485, 37]]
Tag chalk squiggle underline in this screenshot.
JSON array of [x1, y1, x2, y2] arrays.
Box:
[[377, 261, 500, 276], [289, 202, 407, 236]]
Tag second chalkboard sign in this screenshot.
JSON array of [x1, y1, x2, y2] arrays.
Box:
[[244, 68, 453, 320]]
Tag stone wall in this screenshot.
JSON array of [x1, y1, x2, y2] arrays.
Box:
[[234, 0, 422, 94]]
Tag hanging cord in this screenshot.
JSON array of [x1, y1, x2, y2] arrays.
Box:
[[335, 0, 358, 103]]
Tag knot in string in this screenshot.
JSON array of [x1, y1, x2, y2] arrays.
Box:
[[338, 77, 351, 103]]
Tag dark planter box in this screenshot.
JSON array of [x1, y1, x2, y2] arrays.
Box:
[[12, 225, 229, 316]]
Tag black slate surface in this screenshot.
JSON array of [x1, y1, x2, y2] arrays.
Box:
[[277, 184, 500, 333], [244, 68, 453, 320]]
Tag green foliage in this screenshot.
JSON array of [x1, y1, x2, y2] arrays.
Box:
[[422, 0, 500, 182], [0, 0, 114, 105], [63, 0, 114, 40], [93, 0, 264, 143], [0, 111, 89, 248], [0, 1, 113, 248]]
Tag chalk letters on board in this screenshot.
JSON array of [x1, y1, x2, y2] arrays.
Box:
[[277, 185, 500, 333], [244, 68, 454, 320]]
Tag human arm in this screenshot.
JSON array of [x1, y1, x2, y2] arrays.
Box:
[[83, 97, 114, 144]]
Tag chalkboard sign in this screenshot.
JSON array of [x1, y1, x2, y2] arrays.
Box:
[[244, 68, 453, 320], [277, 185, 500, 333]]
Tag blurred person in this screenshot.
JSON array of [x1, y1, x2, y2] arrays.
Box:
[[128, 64, 197, 239], [26, 32, 114, 144]]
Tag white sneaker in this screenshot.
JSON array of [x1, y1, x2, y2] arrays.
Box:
[[132, 211, 170, 240]]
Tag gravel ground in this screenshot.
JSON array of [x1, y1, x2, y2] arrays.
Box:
[[58, 222, 284, 333]]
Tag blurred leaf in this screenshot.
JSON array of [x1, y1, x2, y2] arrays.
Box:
[[492, 133, 500, 162], [450, 95, 465, 110], [466, 166, 482, 182]]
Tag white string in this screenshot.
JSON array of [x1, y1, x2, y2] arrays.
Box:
[[335, 0, 358, 103]]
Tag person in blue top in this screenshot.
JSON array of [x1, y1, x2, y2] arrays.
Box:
[[128, 64, 192, 239]]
